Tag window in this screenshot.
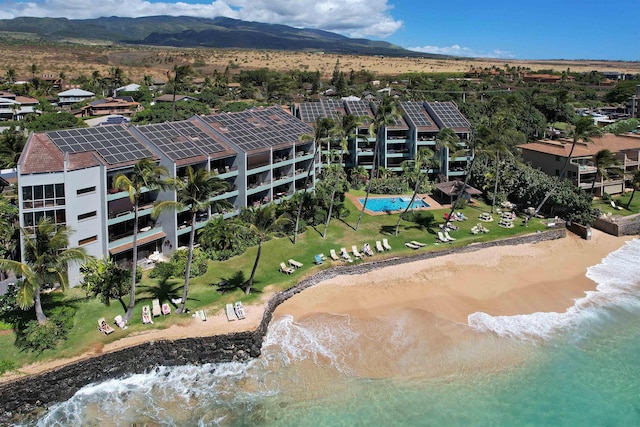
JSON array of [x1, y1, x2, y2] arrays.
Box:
[[78, 211, 97, 221], [23, 209, 66, 228], [77, 186, 96, 195], [78, 235, 97, 246], [22, 184, 65, 209]]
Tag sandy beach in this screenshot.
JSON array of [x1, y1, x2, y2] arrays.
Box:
[[273, 230, 634, 327], [6, 230, 634, 381]]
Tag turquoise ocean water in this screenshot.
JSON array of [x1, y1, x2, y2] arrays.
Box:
[[27, 239, 640, 426]]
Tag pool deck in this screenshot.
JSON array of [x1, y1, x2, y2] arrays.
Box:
[[346, 193, 444, 216]]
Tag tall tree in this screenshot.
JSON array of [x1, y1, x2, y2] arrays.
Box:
[[394, 148, 434, 235], [486, 139, 513, 213], [323, 113, 361, 238], [0, 218, 88, 324], [155, 166, 230, 313], [30, 64, 39, 82], [168, 65, 193, 122], [114, 158, 169, 321], [590, 149, 622, 195], [0, 126, 26, 168], [626, 169, 640, 209], [293, 116, 333, 243], [534, 116, 602, 216], [242, 204, 291, 295], [395, 128, 461, 235], [5, 67, 16, 84], [356, 96, 401, 230]]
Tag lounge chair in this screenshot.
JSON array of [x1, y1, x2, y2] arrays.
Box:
[[330, 249, 341, 261], [98, 317, 115, 335], [142, 305, 154, 324], [114, 315, 128, 330], [410, 240, 427, 247], [444, 230, 456, 241], [340, 247, 353, 262], [376, 241, 385, 252], [611, 200, 623, 210], [288, 259, 303, 269], [314, 254, 325, 264], [383, 238, 392, 250], [280, 262, 295, 274], [437, 231, 450, 243], [226, 303, 237, 321], [235, 301, 246, 320], [478, 212, 494, 222], [352, 245, 363, 259], [152, 298, 161, 317], [405, 242, 420, 250], [362, 243, 374, 256], [161, 303, 171, 316]]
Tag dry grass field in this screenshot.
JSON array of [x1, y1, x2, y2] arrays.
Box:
[[2, 42, 639, 82]]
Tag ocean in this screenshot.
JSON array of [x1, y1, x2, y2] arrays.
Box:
[[26, 239, 640, 427]]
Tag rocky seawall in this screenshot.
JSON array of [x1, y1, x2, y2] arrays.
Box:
[[0, 228, 566, 423]]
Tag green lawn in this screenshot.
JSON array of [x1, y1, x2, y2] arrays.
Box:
[[0, 194, 548, 369], [593, 192, 640, 216]]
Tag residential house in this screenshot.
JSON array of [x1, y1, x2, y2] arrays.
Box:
[[154, 94, 198, 103], [0, 92, 40, 120], [519, 133, 640, 195], [81, 97, 143, 117], [57, 88, 95, 107]]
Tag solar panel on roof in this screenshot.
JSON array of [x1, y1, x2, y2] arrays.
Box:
[[427, 102, 470, 129], [401, 102, 434, 128], [47, 126, 154, 165]]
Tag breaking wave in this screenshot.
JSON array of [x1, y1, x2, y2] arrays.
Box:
[[468, 239, 640, 340]]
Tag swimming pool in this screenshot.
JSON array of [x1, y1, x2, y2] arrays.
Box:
[[358, 196, 430, 213]]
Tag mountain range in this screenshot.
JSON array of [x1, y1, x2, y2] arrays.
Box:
[[0, 15, 441, 58]]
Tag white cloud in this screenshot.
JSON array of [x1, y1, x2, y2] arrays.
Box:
[[408, 44, 516, 59], [0, 0, 403, 39]]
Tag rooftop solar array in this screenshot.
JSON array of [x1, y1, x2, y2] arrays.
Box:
[[203, 107, 312, 152], [169, 121, 227, 156], [48, 126, 154, 165], [371, 100, 407, 128], [400, 102, 434, 128], [344, 100, 373, 125], [427, 102, 471, 129], [321, 99, 345, 120], [136, 122, 204, 162], [298, 102, 325, 123]]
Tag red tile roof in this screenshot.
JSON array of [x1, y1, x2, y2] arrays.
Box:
[[518, 133, 640, 157], [20, 133, 65, 174]]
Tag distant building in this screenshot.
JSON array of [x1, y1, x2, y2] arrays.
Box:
[[57, 89, 95, 107], [519, 133, 640, 195], [81, 97, 143, 117]]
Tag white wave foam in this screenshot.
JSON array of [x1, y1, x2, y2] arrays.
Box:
[[262, 314, 357, 375], [468, 239, 640, 340]]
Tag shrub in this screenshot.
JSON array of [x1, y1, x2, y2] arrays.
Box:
[[0, 359, 16, 375], [15, 306, 77, 353], [169, 248, 209, 278]]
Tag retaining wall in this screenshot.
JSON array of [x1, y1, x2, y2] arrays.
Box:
[[0, 228, 566, 423], [593, 213, 640, 236]]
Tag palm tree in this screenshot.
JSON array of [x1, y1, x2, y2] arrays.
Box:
[[394, 148, 434, 236], [395, 127, 461, 235], [486, 139, 513, 213], [5, 68, 16, 84], [0, 126, 26, 169], [155, 166, 231, 313], [590, 149, 622, 195], [626, 169, 640, 209], [114, 158, 169, 321], [199, 215, 240, 251], [356, 96, 400, 230], [323, 113, 361, 238], [534, 116, 602, 216], [30, 64, 39, 82], [168, 65, 193, 122], [242, 204, 291, 295], [293, 116, 334, 244], [0, 218, 88, 324]]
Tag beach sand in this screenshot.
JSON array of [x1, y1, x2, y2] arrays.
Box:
[[6, 230, 633, 381], [274, 230, 632, 324]]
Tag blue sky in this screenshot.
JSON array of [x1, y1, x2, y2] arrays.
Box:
[[1, 0, 638, 60]]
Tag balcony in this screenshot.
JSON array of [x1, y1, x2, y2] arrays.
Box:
[[108, 226, 166, 253]]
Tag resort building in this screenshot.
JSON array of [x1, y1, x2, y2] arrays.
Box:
[[0, 91, 40, 121], [519, 133, 640, 195], [294, 99, 473, 180], [16, 106, 313, 286]]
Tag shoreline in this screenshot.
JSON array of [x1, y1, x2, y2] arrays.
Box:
[[4, 228, 628, 381], [1, 228, 635, 420]]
